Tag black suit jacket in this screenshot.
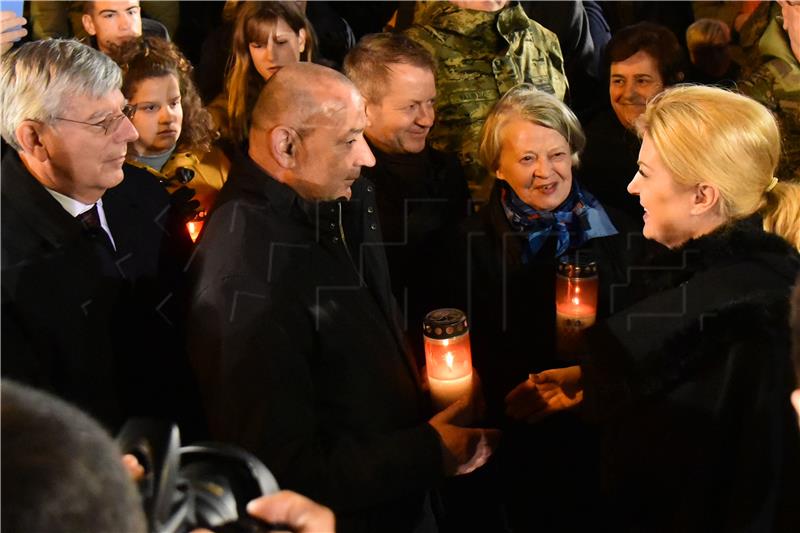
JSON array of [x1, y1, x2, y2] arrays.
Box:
[[1, 151, 198, 433]]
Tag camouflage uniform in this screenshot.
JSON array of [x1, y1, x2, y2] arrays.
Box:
[[405, 1, 568, 204], [738, 16, 800, 182]]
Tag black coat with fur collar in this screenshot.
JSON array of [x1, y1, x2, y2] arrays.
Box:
[[584, 216, 800, 532]]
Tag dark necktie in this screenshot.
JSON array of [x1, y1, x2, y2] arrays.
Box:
[[76, 204, 115, 252]]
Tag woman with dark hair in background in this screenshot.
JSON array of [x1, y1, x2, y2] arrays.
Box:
[[208, 1, 315, 144], [577, 21, 685, 226]]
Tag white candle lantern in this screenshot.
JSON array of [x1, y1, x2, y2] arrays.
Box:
[[423, 308, 473, 411]]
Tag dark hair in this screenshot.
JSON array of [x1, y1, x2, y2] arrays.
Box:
[[343, 32, 436, 104], [605, 22, 686, 86], [1, 380, 147, 533], [112, 35, 216, 154], [226, 1, 316, 142]]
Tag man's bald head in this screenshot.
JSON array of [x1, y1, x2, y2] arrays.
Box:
[[251, 62, 362, 135], [247, 62, 375, 202]]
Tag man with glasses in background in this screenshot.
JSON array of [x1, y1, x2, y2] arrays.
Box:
[[0, 39, 199, 435]]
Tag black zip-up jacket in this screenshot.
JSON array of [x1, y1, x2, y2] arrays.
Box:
[[187, 153, 443, 533]]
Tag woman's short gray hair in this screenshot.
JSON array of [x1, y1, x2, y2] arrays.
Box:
[[0, 39, 122, 151], [479, 84, 586, 173]]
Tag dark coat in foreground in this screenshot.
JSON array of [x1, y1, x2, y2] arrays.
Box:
[[1, 151, 197, 433], [584, 217, 800, 532], [187, 154, 443, 533]]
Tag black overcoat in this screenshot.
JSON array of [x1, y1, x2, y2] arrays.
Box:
[[186, 154, 443, 533], [1, 151, 196, 432]]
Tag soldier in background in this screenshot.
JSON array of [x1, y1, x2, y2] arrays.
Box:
[[738, 0, 800, 182], [405, 0, 567, 206]]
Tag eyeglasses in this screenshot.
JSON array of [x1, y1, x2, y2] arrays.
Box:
[[52, 104, 137, 135]]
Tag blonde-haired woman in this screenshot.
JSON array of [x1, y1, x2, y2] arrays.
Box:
[[209, 1, 314, 143], [507, 85, 800, 531]]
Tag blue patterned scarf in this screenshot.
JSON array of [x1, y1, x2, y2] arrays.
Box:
[[499, 179, 618, 260]]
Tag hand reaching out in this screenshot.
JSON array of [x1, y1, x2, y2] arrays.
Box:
[[245, 491, 335, 533], [429, 397, 501, 476], [505, 365, 584, 423], [0, 11, 27, 55], [192, 491, 335, 533]]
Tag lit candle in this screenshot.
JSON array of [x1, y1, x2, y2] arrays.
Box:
[[186, 220, 203, 242], [555, 256, 598, 357], [186, 211, 207, 243], [423, 309, 473, 411]]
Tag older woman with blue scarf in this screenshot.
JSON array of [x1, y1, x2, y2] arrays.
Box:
[[456, 84, 635, 419], [439, 84, 640, 532]]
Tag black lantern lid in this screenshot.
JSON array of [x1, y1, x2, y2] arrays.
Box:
[[423, 308, 469, 339], [557, 256, 597, 278]]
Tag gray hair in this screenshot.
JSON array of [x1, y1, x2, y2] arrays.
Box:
[[479, 84, 586, 173], [0, 39, 122, 150]]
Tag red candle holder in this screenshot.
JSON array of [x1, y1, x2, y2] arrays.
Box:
[[186, 211, 207, 243], [423, 309, 473, 410], [555, 255, 598, 357]]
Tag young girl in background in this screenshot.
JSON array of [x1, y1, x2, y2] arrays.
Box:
[[114, 36, 229, 215]]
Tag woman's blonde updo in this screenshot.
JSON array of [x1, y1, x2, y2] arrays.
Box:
[[637, 85, 800, 249]]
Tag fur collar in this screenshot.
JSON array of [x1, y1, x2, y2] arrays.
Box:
[[587, 216, 799, 409], [633, 215, 799, 297]]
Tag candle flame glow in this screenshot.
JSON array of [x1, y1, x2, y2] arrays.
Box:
[[445, 352, 454, 370], [572, 297, 580, 305], [187, 220, 203, 243]]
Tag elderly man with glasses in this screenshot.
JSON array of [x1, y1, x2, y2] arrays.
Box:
[[0, 39, 198, 434]]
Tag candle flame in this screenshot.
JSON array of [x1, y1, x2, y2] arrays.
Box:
[[572, 297, 580, 305], [187, 220, 204, 243], [445, 352, 454, 370]]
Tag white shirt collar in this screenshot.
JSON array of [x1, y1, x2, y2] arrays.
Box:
[[46, 188, 95, 217], [45, 188, 116, 250]]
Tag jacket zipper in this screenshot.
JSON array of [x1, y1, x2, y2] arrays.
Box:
[[337, 202, 364, 287]]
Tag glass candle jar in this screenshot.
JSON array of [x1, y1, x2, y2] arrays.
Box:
[[423, 308, 473, 411], [555, 254, 598, 357]]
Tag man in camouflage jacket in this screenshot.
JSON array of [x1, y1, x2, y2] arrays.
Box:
[[738, 2, 799, 182], [405, 0, 568, 204]]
